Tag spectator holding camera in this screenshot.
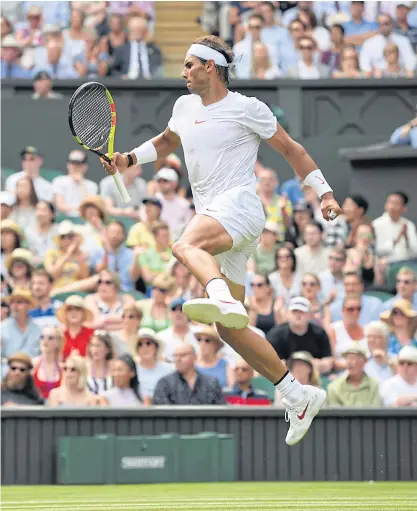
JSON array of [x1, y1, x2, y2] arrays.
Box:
[[380, 345, 417, 407]]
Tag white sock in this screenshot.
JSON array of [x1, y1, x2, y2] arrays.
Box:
[[206, 278, 236, 302], [276, 372, 305, 406]]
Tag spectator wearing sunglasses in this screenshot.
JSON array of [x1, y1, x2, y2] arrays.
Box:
[[380, 300, 417, 358], [139, 274, 176, 333], [287, 36, 330, 79], [223, 357, 271, 406], [2, 288, 41, 359], [5, 146, 53, 202], [32, 325, 63, 399], [328, 294, 367, 372], [83, 270, 135, 332], [135, 328, 173, 401], [56, 295, 94, 360], [48, 353, 107, 407], [1, 352, 43, 407], [268, 245, 301, 306], [86, 331, 114, 396], [319, 248, 347, 303], [195, 325, 233, 389], [379, 345, 417, 407], [248, 273, 278, 336], [158, 298, 199, 362], [113, 304, 143, 356], [382, 267, 417, 312]]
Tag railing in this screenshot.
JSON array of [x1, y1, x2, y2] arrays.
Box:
[[2, 407, 416, 484]]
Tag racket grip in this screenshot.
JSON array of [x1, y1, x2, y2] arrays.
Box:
[[112, 170, 131, 204], [328, 210, 336, 221]]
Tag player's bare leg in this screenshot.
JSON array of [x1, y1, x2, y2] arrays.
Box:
[[172, 215, 326, 445]]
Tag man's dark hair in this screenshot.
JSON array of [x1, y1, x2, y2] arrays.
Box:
[[289, 19, 306, 30], [306, 220, 324, 233], [343, 271, 363, 284], [347, 194, 369, 214], [32, 268, 54, 284], [388, 191, 409, 205], [260, 1, 275, 12], [332, 23, 345, 35], [108, 220, 127, 236], [249, 13, 264, 24], [192, 35, 234, 85]]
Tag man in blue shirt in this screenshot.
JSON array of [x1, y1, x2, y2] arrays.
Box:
[[330, 272, 383, 325], [2, 289, 41, 359], [343, 1, 378, 47], [390, 110, 417, 149], [90, 221, 135, 293], [0, 35, 31, 79], [280, 176, 303, 206], [29, 269, 62, 328]]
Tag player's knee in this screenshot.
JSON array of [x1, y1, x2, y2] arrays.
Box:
[[172, 239, 194, 264]]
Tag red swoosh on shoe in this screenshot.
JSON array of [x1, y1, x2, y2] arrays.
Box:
[[218, 300, 236, 305], [297, 403, 309, 420]]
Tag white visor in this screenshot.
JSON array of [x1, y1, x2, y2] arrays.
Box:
[[187, 43, 228, 67]]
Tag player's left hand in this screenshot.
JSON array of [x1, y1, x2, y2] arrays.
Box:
[[320, 193, 342, 221]]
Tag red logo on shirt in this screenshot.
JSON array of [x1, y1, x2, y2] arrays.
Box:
[[195, 120, 207, 124]]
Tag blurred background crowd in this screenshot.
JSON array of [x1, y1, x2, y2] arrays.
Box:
[[1, 1, 417, 81], [1, 1, 417, 411], [1, 143, 416, 409]]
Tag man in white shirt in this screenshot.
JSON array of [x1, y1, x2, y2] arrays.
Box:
[[101, 35, 342, 446], [295, 222, 330, 276], [5, 146, 53, 201], [360, 13, 416, 76], [155, 168, 192, 241], [52, 150, 98, 217], [158, 298, 199, 362], [380, 345, 417, 407], [287, 36, 330, 79], [373, 192, 417, 263]]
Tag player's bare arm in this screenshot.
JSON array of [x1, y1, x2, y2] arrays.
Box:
[[100, 127, 180, 174], [266, 123, 342, 221]]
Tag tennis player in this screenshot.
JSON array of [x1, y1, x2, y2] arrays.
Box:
[[101, 36, 342, 445]]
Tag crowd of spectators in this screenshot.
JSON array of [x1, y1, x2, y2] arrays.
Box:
[[1, 141, 417, 409], [2, 1, 417, 83]]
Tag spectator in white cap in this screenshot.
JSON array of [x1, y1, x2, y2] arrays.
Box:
[[379, 345, 417, 407], [99, 162, 147, 217], [52, 150, 98, 216], [0, 191, 15, 221], [155, 167, 192, 241], [267, 297, 333, 375], [5, 146, 53, 202], [327, 345, 381, 407]]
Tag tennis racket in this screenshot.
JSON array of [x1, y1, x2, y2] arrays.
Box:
[[68, 81, 131, 203]]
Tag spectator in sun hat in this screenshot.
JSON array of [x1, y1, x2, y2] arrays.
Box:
[[31, 70, 63, 100], [5, 146, 53, 202], [1, 352, 44, 406], [6, 248, 33, 292], [52, 150, 98, 217], [0, 34, 31, 79], [2, 289, 41, 359], [135, 328, 173, 400], [56, 295, 94, 360], [126, 196, 162, 251], [0, 192, 16, 221], [158, 297, 199, 362], [1, 220, 23, 278], [327, 345, 381, 408], [44, 220, 90, 289], [379, 345, 417, 407], [78, 195, 107, 254], [380, 299, 417, 357], [100, 162, 147, 216], [155, 168, 193, 241]]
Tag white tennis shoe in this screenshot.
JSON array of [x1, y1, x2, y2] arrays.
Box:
[[182, 297, 249, 329], [283, 385, 327, 446]]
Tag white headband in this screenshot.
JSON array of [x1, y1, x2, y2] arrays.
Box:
[[187, 43, 228, 67]]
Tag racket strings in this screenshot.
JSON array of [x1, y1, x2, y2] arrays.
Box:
[[71, 84, 112, 150]]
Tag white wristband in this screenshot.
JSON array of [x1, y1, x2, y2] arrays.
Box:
[[303, 169, 333, 198], [132, 141, 157, 164]]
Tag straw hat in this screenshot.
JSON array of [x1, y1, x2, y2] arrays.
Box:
[[4, 288, 38, 308], [79, 196, 107, 220], [56, 295, 93, 323], [7, 352, 33, 370], [342, 344, 369, 361], [152, 273, 176, 292], [194, 325, 224, 349], [2, 34, 21, 49], [1, 220, 24, 241], [6, 248, 34, 272], [380, 299, 417, 325], [288, 351, 314, 368], [54, 220, 83, 244], [137, 328, 164, 351]]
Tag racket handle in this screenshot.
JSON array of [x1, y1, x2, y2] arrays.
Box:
[[328, 210, 336, 221], [112, 170, 131, 204]]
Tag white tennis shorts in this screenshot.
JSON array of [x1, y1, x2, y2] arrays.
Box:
[[199, 186, 265, 285]]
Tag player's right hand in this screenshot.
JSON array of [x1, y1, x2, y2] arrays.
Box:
[[100, 152, 128, 175]]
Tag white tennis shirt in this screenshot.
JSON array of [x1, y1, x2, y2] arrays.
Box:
[[168, 91, 277, 212]]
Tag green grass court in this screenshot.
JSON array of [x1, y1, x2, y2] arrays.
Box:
[[2, 482, 417, 511]]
